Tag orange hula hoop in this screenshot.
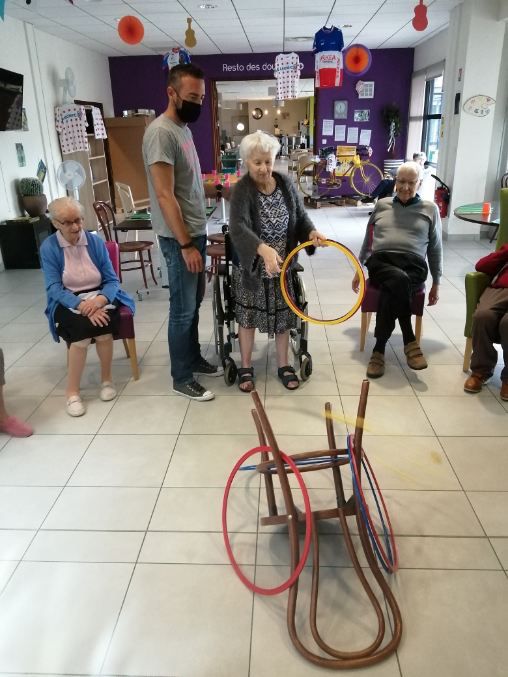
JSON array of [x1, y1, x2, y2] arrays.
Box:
[[280, 239, 366, 326]]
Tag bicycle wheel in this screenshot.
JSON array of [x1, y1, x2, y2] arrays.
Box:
[[298, 161, 342, 198], [297, 161, 317, 197], [350, 161, 383, 196]]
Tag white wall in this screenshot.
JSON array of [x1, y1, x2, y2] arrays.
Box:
[[413, 27, 448, 71], [0, 15, 113, 226]]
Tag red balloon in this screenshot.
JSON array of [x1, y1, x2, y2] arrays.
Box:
[[118, 16, 145, 45]]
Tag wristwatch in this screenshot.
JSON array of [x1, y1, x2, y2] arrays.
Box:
[[180, 241, 194, 250]]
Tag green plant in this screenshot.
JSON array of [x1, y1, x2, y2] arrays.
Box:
[[381, 104, 401, 137], [19, 177, 44, 196]]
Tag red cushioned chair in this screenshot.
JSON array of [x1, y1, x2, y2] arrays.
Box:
[[104, 240, 140, 380], [359, 280, 425, 351]]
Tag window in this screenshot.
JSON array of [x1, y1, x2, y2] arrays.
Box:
[[421, 75, 443, 167]]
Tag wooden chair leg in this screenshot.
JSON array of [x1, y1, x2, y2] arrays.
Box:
[[415, 315, 423, 344], [139, 250, 148, 289], [126, 338, 140, 380], [148, 248, 158, 285], [122, 338, 130, 358], [463, 337, 473, 373], [359, 311, 371, 351]]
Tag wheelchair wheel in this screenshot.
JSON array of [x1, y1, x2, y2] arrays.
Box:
[[224, 359, 238, 386], [300, 354, 313, 381]]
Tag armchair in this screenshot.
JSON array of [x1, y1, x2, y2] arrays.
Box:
[[463, 188, 508, 371]]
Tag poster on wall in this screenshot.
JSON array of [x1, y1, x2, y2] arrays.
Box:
[[37, 159, 47, 184], [322, 119, 334, 136], [354, 109, 370, 122], [347, 127, 359, 144], [356, 81, 375, 99], [359, 129, 371, 146], [15, 143, 26, 167], [334, 125, 346, 141]]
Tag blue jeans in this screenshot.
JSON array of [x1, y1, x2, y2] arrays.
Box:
[[159, 235, 206, 385]]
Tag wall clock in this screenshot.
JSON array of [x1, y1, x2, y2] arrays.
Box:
[[463, 95, 495, 117], [334, 100, 348, 119], [252, 107, 263, 120]]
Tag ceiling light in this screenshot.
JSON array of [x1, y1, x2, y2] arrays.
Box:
[[276, 109, 281, 115], [342, 24, 353, 28], [199, 3, 218, 8], [286, 36, 313, 42], [236, 122, 245, 131], [264, 109, 268, 115]]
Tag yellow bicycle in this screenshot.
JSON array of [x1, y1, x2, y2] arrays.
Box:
[[298, 148, 383, 198]]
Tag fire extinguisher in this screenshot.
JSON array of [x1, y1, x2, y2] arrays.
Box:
[[431, 174, 450, 218]]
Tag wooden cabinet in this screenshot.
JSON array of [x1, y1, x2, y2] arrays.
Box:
[[0, 215, 54, 269], [104, 115, 154, 212]]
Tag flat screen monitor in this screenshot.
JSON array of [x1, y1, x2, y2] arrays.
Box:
[[0, 68, 24, 131]]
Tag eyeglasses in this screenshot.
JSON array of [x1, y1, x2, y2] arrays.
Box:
[[55, 217, 84, 228], [395, 179, 419, 188]]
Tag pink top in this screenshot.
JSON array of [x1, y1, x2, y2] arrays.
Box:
[[57, 230, 102, 292]]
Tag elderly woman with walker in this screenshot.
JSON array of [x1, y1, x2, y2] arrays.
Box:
[[228, 131, 326, 392]]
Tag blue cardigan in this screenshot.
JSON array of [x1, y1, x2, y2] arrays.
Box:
[[40, 231, 135, 342]]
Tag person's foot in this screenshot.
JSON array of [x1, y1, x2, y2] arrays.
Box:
[[66, 395, 86, 417], [173, 379, 215, 401], [277, 366, 299, 390], [463, 373, 491, 394], [238, 367, 255, 392], [500, 381, 508, 401], [404, 341, 428, 370], [366, 351, 385, 378], [0, 415, 33, 437], [361, 195, 374, 203], [193, 357, 224, 377], [100, 382, 117, 402]]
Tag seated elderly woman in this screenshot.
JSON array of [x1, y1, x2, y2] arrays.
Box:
[[229, 131, 326, 392], [352, 161, 443, 379], [40, 197, 134, 417]]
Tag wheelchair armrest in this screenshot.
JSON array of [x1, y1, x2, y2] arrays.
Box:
[[464, 271, 491, 337]]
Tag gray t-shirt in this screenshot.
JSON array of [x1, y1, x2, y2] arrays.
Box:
[[142, 114, 206, 239]]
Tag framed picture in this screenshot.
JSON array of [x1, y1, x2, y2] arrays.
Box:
[[333, 100, 348, 119], [354, 109, 370, 122], [358, 81, 375, 99]]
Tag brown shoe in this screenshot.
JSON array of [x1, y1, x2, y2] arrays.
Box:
[[404, 341, 428, 370], [501, 381, 508, 401], [463, 373, 489, 394], [366, 351, 385, 378]]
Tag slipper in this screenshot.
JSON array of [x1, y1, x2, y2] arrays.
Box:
[[238, 367, 255, 393], [100, 381, 117, 402], [66, 395, 85, 417], [277, 366, 299, 390], [0, 415, 33, 437]]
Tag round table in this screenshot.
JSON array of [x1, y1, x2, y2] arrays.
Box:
[[454, 202, 500, 242]]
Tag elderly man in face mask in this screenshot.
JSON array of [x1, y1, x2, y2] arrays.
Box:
[[352, 161, 443, 379]]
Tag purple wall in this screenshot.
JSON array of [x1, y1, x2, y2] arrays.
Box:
[[109, 49, 413, 178]]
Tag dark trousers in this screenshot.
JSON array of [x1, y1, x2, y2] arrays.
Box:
[[470, 286, 508, 381], [366, 251, 428, 341], [159, 235, 207, 386]]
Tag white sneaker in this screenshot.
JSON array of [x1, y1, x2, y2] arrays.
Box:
[[66, 395, 86, 417], [100, 382, 117, 401]]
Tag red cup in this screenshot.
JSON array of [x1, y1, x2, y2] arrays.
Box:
[[482, 201, 491, 214]]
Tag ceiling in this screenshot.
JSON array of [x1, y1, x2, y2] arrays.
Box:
[[5, 0, 463, 57]]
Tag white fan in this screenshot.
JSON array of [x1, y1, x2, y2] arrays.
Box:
[[59, 67, 76, 105], [56, 160, 86, 200]]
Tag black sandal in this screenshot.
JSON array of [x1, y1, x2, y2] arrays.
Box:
[[277, 365, 299, 390], [238, 367, 255, 392]]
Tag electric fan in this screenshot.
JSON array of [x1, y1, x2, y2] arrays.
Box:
[[56, 160, 86, 200]]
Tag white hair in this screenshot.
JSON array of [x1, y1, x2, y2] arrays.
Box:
[[397, 161, 423, 181], [412, 151, 427, 162], [239, 131, 280, 162], [48, 197, 84, 221]]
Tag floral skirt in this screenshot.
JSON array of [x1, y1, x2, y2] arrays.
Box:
[[231, 265, 296, 337]]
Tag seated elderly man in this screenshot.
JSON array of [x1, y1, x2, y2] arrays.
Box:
[[464, 244, 508, 400], [352, 161, 443, 378], [40, 197, 134, 417]]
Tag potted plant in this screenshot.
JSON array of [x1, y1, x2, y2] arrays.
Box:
[[381, 104, 401, 156], [18, 177, 47, 217]]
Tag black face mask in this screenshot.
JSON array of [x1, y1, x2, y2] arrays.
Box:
[[175, 94, 202, 124]]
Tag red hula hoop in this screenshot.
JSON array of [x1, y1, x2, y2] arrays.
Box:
[[348, 437, 399, 572], [222, 445, 313, 595]]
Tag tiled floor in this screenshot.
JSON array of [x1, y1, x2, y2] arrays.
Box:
[[0, 203, 507, 677]]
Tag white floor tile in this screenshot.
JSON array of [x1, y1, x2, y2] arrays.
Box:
[[0, 530, 35, 560], [341, 395, 434, 436], [440, 437, 508, 490], [490, 538, 508, 569], [139, 531, 256, 565], [99, 395, 188, 434], [419, 396, 508, 436], [27, 396, 116, 434], [466, 491, 508, 536], [24, 530, 144, 562], [0, 487, 60, 529]]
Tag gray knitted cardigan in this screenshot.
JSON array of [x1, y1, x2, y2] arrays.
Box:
[[228, 171, 316, 291]]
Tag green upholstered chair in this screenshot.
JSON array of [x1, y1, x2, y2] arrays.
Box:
[[463, 187, 508, 371]]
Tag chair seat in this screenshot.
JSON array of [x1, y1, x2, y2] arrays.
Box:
[[119, 241, 153, 253], [206, 243, 226, 258], [361, 280, 426, 314], [207, 233, 225, 244], [114, 305, 135, 340]]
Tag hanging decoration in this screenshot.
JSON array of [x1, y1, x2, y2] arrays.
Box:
[[185, 17, 197, 48], [118, 16, 144, 45], [163, 47, 191, 71], [274, 52, 300, 100], [412, 1, 428, 31], [343, 44, 372, 77], [381, 104, 401, 155], [313, 25, 344, 88]]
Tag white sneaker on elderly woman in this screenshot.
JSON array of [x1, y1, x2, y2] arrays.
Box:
[[100, 382, 117, 401], [66, 395, 85, 417]]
